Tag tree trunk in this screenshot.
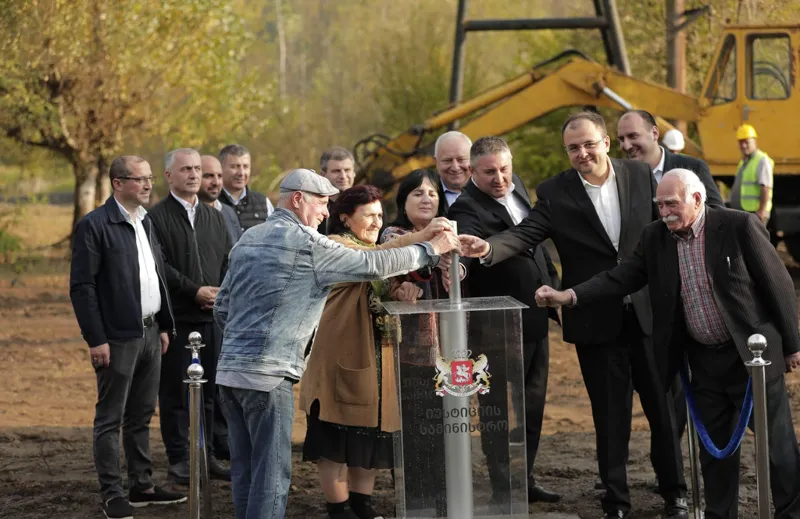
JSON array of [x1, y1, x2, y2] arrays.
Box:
[[72, 159, 99, 233], [95, 156, 110, 205]]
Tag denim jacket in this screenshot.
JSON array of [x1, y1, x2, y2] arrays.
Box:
[[214, 208, 439, 381]]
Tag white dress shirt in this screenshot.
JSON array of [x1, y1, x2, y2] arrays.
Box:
[[223, 186, 247, 205], [652, 146, 667, 183], [171, 191, 199, 228], [114, 198, 161, 317], [212, 199, 223, 211], [491, 182, 529, 225], [578, 159, 621, 251]]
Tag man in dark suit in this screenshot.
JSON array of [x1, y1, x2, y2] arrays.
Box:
[[617, 109, 725, 450], [434, 131, 472, 209], [448, 136, 561, 504], [459, 112, 688, 519], [617, 110, 723, 207], [535, 168, 800, 519]]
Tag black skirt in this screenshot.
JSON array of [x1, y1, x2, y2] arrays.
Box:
[[302, 400, 395, 470]]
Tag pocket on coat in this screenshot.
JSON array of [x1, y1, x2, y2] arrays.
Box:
[[334, 364, 375, 406]]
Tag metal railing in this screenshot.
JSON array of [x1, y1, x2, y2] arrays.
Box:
[[184, 331, 213, 519]]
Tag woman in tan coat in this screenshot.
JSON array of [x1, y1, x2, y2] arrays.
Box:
[[300, 185, 450, 519]]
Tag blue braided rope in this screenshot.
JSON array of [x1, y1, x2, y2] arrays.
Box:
[[680, 365, 753, 459]]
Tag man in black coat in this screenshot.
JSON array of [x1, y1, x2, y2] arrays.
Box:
[[617, 109, 724, 446], [148, 148, 232, 484], [536, 168, 800, 519], [70, 155, 185, 518], [200, 154, 244, 243], [617, 110, 723, 207], [459, 112, 688, 519], [218, 143, 273, 232], [448, 136, 561, 504]]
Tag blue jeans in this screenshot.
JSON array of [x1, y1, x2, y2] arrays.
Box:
[[219, 381, 295, 519]]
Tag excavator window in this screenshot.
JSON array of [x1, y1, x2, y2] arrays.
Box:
[[747, 34, 792, 100], [705, 34, 737, 105]]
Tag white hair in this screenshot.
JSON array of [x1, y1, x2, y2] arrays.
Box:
[[434, 131, 472, 158], [277, 190, 315, 207], [662, 168, 707, 203], [165, 148, 200, 171]]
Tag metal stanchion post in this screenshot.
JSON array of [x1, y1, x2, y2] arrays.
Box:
[[184, 332, 211, 519], [438, 221, 473, 519], [685, 400, 703, 519], [744, 333, 772, 519]]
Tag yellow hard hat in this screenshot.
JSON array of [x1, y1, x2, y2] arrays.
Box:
[[736, 124, 758, 140]]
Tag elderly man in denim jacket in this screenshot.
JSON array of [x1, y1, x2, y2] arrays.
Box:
[[213, 168, 460, 519]]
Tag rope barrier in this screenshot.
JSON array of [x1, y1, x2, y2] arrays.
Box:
[[680, 366, 753, 459]]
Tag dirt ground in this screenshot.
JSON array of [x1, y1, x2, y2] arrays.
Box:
[[1, 235, 799, 518]]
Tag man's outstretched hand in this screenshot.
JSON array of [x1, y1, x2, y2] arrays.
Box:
[[428, 228, 461, 256], [458, 235, 490, 258], [535, 285, 573, 308]]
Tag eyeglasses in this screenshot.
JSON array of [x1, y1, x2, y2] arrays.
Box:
[[118, 176, 155, 184], [564, 138, 606, 155]]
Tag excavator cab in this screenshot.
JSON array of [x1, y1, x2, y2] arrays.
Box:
[[698, 26, 799, 176], [697, 25, 800, 257]]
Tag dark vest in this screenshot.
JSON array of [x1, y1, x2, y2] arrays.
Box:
[[219, 188, 272, 231]]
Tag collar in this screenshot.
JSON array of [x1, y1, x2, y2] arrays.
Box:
[[469, 177, 518, 201], [670, 205, 706, 242], [578, 158, 616, 188], [113, 196, 147, 223], [223, 186, 247, 203], [170, 191, 198, 211], [212, 199, 222, 211], [441, 179, 461, 195], [654, 146, 666, 174]]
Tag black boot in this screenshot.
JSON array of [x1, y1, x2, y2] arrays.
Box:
[[326, 500, 358, 519], [349, 492, 384, 519]]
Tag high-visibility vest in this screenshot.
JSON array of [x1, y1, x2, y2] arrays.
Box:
[[736, 149, 774, 213]]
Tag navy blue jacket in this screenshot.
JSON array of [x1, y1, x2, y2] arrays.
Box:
[[70, 196, 175, 347]]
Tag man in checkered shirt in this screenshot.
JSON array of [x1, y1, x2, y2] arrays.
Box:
[[535, 168, 800, 519]]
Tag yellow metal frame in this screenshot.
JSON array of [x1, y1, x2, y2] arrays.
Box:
[[358, 25, 800, 185]]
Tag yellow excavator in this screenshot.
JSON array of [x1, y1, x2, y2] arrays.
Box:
[[353, 25, 800, 260]]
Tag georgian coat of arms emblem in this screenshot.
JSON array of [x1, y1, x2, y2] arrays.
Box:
[[433, 350, 491, 397]]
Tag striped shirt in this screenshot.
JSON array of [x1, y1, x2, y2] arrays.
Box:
[[673, 207, 732, 345]]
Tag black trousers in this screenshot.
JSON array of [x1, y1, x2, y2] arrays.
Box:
[[479, 335, 550, 494], [688, 343, 800, 519], [576, 308, 686, 514], [652, 373, 688, 466], [158, 321, 221, 465], [94, 323, 161, 500]]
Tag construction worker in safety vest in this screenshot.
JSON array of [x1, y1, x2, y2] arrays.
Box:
[[729, 124, 774, 224]]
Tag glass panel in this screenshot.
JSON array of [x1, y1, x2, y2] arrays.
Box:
[[382, 295, 528, 315], [748, 35, 792, 100], [705, 34, 737, 105], [387, 298, 528, 518]]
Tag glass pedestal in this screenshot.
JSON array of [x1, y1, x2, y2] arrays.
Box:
[[382, 296, 529, 519]]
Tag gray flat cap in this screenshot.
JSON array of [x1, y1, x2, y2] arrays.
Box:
[[279, 168, 339, 197]]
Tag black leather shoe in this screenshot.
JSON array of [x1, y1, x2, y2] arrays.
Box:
[[602, 511, 630, 519], [664, 497, 690, 519], [208, 456, 231, 481], [168, 460, 190, 486], [528, 484, 561, 503]]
